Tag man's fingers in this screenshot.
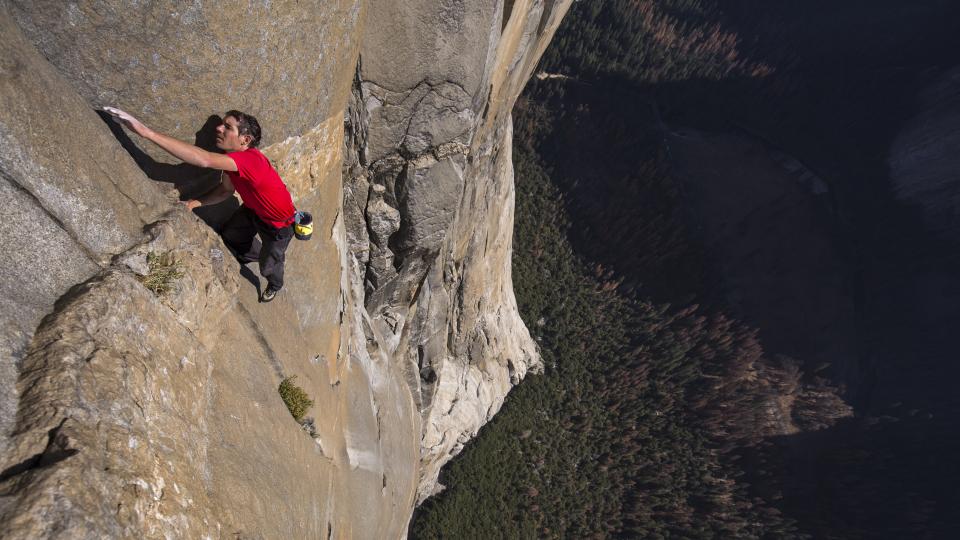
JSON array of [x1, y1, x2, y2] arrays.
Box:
[[102, 106, 133, 122]]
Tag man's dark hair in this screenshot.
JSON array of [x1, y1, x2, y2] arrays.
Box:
[[225, 110, 262, 148]]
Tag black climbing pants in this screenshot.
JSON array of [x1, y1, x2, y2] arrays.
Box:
[[219, 206, 294, 290]]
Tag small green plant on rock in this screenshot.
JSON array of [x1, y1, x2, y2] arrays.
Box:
[[138, 251, 184, 296], [278, 376, 314, 422]]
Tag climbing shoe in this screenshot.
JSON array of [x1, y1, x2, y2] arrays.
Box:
[[260, 286, 280, 303]]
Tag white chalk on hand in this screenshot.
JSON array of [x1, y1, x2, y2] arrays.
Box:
[[103, 106, 130, 121]]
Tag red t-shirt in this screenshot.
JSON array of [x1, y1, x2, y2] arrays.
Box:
[[226, 148, 296, 228]]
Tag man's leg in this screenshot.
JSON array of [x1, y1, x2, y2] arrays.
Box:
[[257, 223, 294, 292], [219, 207, 261, 264]]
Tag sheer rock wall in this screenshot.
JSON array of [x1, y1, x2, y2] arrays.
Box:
[[349, 0, 571, 501], [889, 66, 960, 244], [0, 0, 569, 536]]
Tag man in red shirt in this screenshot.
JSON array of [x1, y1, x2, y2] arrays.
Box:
[[104, 107, 296, 302]]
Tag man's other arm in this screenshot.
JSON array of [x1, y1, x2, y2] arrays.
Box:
[[103, 107, 237, 171], [184, 173, 236, 210]]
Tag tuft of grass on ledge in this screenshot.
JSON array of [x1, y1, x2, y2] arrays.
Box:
[[279, 376, 314, 422], [138, 251, 184, 296]]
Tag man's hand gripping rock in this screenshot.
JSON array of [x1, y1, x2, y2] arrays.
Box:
[[104, 106, 215, 211], [103, 106, 151, 138]]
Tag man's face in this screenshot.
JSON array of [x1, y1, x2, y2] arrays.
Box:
[[215, 116, 250, 152]]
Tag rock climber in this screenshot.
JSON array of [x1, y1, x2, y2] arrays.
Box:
[[104, 106, 295, 303]]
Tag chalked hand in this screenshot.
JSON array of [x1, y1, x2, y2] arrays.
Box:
[[103, 106, 149, 137]]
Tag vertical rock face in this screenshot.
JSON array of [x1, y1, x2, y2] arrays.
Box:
[[888, 66, 960, 244], [6, 0, 362, 149], [0, 7, 171, 458], [0, 0, 569, 536], [347, 0, 571, 500]]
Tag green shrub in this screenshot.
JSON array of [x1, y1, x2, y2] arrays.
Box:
[[138, 251, 184, 296], [278, 376, 314, 422]]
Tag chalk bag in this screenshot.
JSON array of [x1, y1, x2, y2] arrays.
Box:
[[294, 210, 314, 241]]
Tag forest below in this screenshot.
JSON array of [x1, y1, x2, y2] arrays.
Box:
[[412, 1, 960, 538]]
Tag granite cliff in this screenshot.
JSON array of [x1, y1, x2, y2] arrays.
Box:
[[889, 65, 960, 245], [0, 0, 570, 536]]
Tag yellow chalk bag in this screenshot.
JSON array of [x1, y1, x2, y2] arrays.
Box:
[[294, 210, 313, 241]]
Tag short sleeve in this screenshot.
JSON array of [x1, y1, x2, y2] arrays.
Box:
[[227, 150, 257, 182]]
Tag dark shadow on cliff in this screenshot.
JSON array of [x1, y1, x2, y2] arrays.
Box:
[[97, 111, 239, 230], [238, 265, 261, 296], [0, 420, 79, 494], [742, 412, 960, 538]]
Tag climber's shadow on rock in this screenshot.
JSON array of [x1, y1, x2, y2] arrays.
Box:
[[238, 266, 262, 296], [97, 111, 239, 230]]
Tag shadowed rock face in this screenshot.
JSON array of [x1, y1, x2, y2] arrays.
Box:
[[888, 66, 960, 244], [667, 129, 857, 383], [0, 0, 570, 536]]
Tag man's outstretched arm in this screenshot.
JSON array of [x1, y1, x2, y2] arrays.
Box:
[[103, 107, 238, 171]]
